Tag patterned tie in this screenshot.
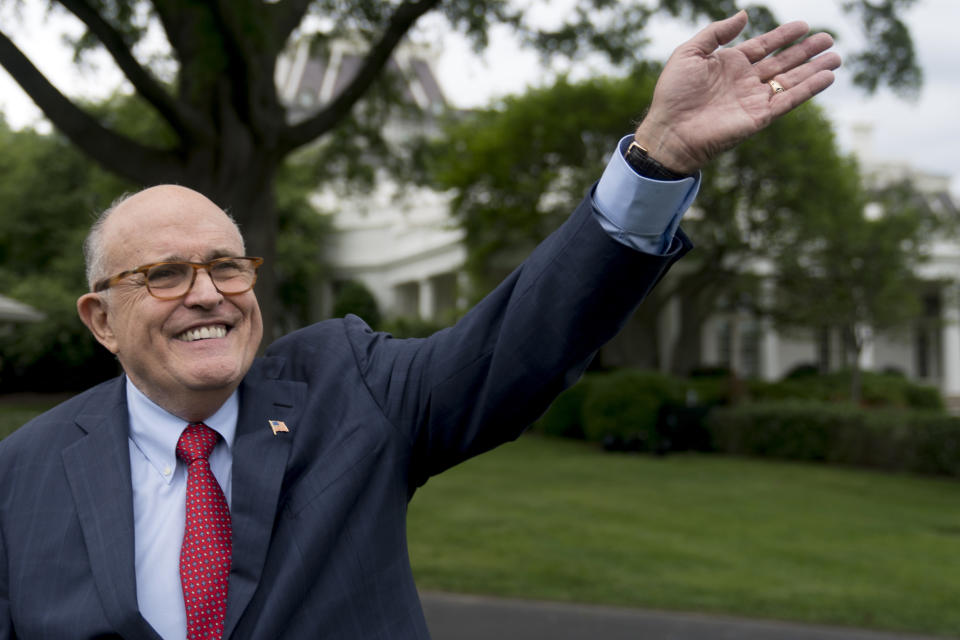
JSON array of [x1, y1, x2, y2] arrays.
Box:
[[177, 423, 232, 640]]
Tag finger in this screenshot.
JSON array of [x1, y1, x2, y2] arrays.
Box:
[[770, 52, 842, 93], [769, 69, 837, 118], [754, 32, 837, 81], [687, 10, 748, 55], [735, 20, 810, 64]]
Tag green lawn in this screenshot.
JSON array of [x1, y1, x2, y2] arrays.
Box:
[[408, 434, 960, 637]]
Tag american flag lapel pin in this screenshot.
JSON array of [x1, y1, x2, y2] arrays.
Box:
[[269, 419, 289, 435]]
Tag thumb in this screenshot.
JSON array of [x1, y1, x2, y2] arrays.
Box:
[[687, 10, 748, 54]]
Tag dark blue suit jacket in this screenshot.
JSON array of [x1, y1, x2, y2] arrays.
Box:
[[0, 197, 690, 639]]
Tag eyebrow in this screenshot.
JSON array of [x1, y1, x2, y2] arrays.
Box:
[[157, 250, 239, 263]]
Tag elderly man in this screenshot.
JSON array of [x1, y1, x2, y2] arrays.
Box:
[[0, 12, 838, 640]]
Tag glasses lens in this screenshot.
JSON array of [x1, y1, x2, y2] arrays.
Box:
[[145, 263, 192, 296], [210, 258, 257, 294]]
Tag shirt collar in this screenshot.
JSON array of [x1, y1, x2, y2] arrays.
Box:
[[126, 377, 238, 483]]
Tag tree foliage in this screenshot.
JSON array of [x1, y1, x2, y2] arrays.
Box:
[[0, 116, 127, 391], [770, 176, 944, 401], [0, 0, 921, 341]]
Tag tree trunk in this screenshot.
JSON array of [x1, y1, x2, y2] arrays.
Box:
[[850, 359, 863, 405], [849, 326, 866, 405], [599, 295, 663, 371], [670, 288, 710, 377], [204, 162, 281, 348]]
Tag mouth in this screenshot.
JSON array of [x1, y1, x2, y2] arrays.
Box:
[[175, 324, 229, 342]]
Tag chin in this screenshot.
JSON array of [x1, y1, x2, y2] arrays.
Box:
[[180, 359, 247, 392]]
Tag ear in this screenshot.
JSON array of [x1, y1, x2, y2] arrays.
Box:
[[77, 292, 119, 354]]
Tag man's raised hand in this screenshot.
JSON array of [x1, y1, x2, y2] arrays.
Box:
[[634, 11, 842, 175]]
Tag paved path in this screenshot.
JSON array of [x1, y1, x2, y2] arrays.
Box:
[[421, 592, 945, 640]]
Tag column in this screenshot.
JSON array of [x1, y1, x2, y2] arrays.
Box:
[[941, 285, 960, 396], [758, 279, 779, 381], [759, 320, 780, 381], [456, 271, 470, 312], [418, 277, 436, 321], [856, 323, 875, 371]]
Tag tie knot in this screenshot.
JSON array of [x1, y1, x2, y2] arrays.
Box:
[[176, 422, 218, 464]]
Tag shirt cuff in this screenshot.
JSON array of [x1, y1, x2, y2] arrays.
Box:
[[593, 134, 701, 254]]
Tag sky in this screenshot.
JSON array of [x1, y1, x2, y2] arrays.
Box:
[[1, 1, 957, 196]]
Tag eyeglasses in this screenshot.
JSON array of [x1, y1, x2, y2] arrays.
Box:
[[93, 256, 264, 300]]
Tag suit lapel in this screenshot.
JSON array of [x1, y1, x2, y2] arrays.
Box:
[[224, 357, 303, 639], [61, 379, 163, 640]]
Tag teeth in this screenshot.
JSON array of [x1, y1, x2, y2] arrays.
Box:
[[177, 325, 227, 342]]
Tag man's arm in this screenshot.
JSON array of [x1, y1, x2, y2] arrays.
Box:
[[345, 12, 840, 484], [0, 522, 11, 640]]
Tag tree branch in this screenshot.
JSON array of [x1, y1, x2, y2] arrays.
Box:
[[210, 0, 284, 135], [214, 0, 259, 56], [56, 0, 209, 142], [269, 0, 315, 48], [0, 28, 184, 185], [278, 0, 441, 154]]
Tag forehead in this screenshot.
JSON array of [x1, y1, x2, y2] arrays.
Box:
[[102, 186, 244, 266]]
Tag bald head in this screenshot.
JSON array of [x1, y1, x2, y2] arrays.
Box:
[[84, 185, 246, 290]]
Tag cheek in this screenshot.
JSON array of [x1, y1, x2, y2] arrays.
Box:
[[243, 297, 264, 343], [111, 299, 168, 353]]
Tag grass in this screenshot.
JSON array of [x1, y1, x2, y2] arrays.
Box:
[[408, 434, 960, 637], [4, 402, 958, 636]]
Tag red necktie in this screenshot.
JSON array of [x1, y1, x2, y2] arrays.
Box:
[[177, 423, 232, 640]]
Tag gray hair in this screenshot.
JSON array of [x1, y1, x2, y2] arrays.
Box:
[[82, 189, 247, 292], [83, 192, 133, 291]]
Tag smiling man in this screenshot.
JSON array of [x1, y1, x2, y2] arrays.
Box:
[[78, 186, 264, 423], [0, 12, 840, 640]]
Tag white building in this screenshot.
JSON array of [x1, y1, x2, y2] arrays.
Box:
[[277, 40, 466, 322]]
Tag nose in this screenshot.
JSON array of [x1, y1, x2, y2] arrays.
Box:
[[182, 267, 223, 308]]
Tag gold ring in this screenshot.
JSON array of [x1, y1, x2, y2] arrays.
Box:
[[768, 79, 785, 94]]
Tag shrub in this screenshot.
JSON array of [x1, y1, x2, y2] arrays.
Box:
[[784, 362, 821, 379], [582, 369, 684, 452], [706, 402, 960, 477], [902, 383, 944, 411], [683, 375, 739, 407], [332, 280, 381, 329], [748, 371, 945, 411], [381, 316, 446, 338], [535, 376, 592, 440], [537, 369, 728, 452]]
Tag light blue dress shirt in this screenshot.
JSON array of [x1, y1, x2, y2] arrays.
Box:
[[593, 134, 700, 254], [127, 378, 238, 640], [125, 135, 700, 639]]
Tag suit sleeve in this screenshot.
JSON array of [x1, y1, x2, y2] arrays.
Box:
[[344, 192, 692, 490], [0, 520, 12, 640]]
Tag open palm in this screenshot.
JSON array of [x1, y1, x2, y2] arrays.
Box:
[[636, 12, 841, 175]]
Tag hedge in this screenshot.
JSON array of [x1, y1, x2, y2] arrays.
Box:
[[748, 371, 944, 411], [533, 368, 954, 476], [581, 369, 684, 452], [706, 402, 960, 477], [536, 369, 709, 452]]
